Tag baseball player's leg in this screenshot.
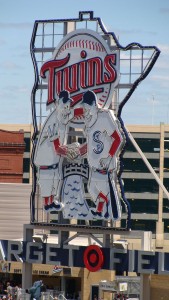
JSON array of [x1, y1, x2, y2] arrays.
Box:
[[96, 185, 115, 219], [87, 170, 98, 202], [50, 171, 64, 211], [108, 173, 122, 220], [38, 169, 54, 211], [89, 171, 110, 218]]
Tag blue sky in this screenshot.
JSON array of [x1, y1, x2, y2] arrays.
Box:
[[0, 0, 169, 125]]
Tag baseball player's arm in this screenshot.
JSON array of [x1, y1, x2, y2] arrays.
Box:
[[53, 138, 80, 161], [79, 143, 87, 157], [109, 130, 122, 156], [100, 130, 122, 168], [53, 138, 67, 156]]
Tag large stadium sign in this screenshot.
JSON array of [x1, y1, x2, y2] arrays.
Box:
[[30, 11, 160, 230], [33, 28, 125, 224], [2, 239, 169, 275]]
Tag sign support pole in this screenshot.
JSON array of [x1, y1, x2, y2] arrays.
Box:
[[22, 224, 33, 289]]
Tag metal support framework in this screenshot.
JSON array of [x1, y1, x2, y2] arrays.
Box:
[[127, 129, 169, 200], [62, 232, 104, 247], [23, 224, 151, 247]]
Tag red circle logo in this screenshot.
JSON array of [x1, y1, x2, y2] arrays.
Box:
[[83, 245, 104, 272]]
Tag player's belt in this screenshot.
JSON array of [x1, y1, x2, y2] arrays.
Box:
[[96, 168, 113, 174], [96, 168, 108, 174], [40, 163, 59, 170]]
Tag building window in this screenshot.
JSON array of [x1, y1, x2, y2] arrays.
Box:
[[135, 138, 160, 152], [129, 199, 158, 214], [23, 158, 30, 173], [123, 158, 149, 172], [24, 137, 31, 152], [123, 178, 159, 193], [131, 219, 156, 233]]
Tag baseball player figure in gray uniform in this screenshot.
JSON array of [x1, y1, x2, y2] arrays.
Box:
[[34, 90, 81, 212], [79, 90, 125, 220]]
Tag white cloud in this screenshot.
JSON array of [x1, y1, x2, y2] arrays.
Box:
[[0, 61, 22, 70], [0, 38, 6, 46], [155, 60, 169, 70], [17, 86, 30, 94], [151, 74, 169, 88], [157, 44, 169, 56], [0, 85, 30, 98], [0, 22, 32, 30], [107, 26, 157, 38], [160, 8, 169, 14]]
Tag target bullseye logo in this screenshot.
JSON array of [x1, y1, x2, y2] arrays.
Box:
[[83, 245, 104, 272]]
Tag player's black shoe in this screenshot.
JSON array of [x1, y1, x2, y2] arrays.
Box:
[[104, 203, 110, 219], [50, 201, 63, 211], [91, 210, 102, 218], [104, 211, 109, 219], [44, 204, 50, 212]]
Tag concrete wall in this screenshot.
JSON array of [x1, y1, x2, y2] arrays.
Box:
[[0, 183, 31, 240], [151, 274, 169, 300]]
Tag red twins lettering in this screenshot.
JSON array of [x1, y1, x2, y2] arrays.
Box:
[[40, 53, 117, 106]]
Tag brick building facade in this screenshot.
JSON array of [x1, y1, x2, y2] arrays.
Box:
[[0, 129, 25, 183]]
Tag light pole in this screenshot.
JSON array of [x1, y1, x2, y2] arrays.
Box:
[[152, 95, 155, 125], [155, 125, 169, 248]]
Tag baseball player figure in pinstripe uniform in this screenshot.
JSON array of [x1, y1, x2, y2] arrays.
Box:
[[79, 90, 125, 220], [34, 90, 81, 212]]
